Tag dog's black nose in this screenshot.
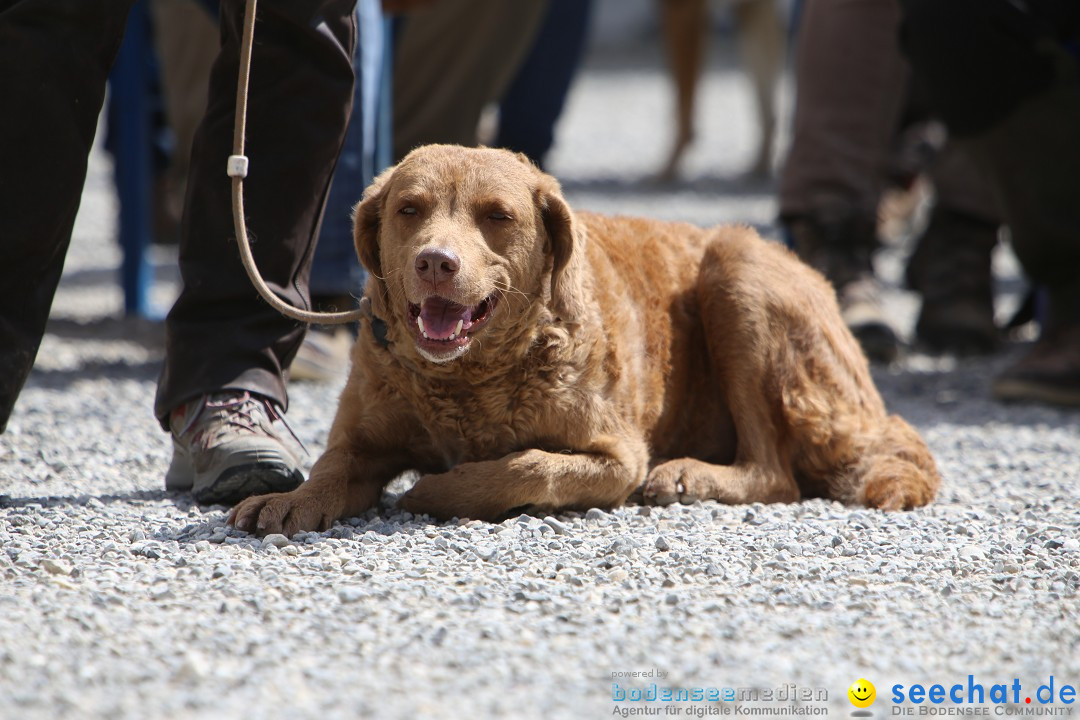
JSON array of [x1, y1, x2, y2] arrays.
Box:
[[415, 248, 460, 284]]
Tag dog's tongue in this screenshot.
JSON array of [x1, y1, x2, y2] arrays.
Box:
[[420, 297, 473, 339]]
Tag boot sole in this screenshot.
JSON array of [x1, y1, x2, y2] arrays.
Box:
[[191, 464, 305, 506], [166, 437, 304, 503]]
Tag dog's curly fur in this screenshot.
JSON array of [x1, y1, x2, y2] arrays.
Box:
[[230, 145, 939, 535]]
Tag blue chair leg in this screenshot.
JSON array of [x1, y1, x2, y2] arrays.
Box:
[[110, 0, 154, 318], [373, 15, 394, 177]]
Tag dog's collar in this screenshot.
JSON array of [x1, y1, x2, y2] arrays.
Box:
[[370, 315, 389, 349], [357, 296, 390, 349]]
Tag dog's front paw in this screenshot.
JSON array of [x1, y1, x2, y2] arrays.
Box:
[[228, 489, 337, 537], [642, 460, 700, 506], [398, 471, 505, 522]]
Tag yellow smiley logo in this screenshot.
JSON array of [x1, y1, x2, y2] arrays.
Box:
[[848, 679, 877, 708]]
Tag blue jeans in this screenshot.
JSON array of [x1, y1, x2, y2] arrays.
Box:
[[310, 0, 391, 299]]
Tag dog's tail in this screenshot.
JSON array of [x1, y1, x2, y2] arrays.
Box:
[[851, 415, 941, 510]]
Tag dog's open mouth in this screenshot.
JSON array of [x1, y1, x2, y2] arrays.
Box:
[[407, 294, 497, 360]]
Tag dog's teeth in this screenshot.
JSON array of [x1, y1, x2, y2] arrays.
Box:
[[417, 316, 425, 335], [454, 319, 463, 337]]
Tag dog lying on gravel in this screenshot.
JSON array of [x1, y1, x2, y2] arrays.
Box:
[[230, 145, 939, 535]]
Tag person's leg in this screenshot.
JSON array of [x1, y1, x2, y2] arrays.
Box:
[[903, 0, 1080, 404], [155, 0, 358, 501], [777, 0, 909, 362], [972, 80, 1080, 404], [656, 0, 707, 181], [779, 0, 907, 226], [494, 0, 593, 170], [732, 0, 786, 177], [308, 41, 367, 310], [391, 0, 549, 162], [148, 0, 219, 235], [310, 0, 381, 308], [105, 8, 179, 245], [297, 0, 383, 383], [908, 142, 1003, 355], [0, 0, 134, 433]]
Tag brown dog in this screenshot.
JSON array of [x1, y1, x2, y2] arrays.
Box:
[[230, 145, 938, 536]]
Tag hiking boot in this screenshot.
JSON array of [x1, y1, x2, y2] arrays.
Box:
[[907, 206, 999, 356], [165, 391, 305, 505], [993, 323, 1080, 406], [787, 215, 901, 363]]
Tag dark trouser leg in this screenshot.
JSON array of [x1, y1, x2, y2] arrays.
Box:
[[0, 0, 134, 433], [779, 0, 908, 226], [967, 80, 1080, 404], [154, 0, 357, 426], [778, 0, 908, 362], [958, 82, 1080, 329], [908, 143, 1003, 355], [902, 0, 1080, 319], [972, 82, 1080, 404], [903, 0, 1080, 402]]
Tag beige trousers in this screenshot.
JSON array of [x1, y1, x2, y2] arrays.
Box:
[[392, 0, 549, 161]]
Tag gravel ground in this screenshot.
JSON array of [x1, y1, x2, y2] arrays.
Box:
[[2, 33, 1079, 720]]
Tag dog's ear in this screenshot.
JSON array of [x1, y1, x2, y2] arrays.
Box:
[[353, 166, 393, 278], [352, 166, 396, 318], [537, 178, 588, 323]]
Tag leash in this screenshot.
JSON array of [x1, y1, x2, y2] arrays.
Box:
[[226, 0, 370, 326]]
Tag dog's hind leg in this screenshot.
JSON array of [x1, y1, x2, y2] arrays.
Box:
[[643, 236, 807, 506], [640, 328, 805, 505], [646, 230, 938, 509]]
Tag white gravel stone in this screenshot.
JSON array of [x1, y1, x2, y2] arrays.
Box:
[[39, 558, 72, 576], [542, 517, 571, 535], [262, 533, 290, 549], [959, 545, 987, 561]]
